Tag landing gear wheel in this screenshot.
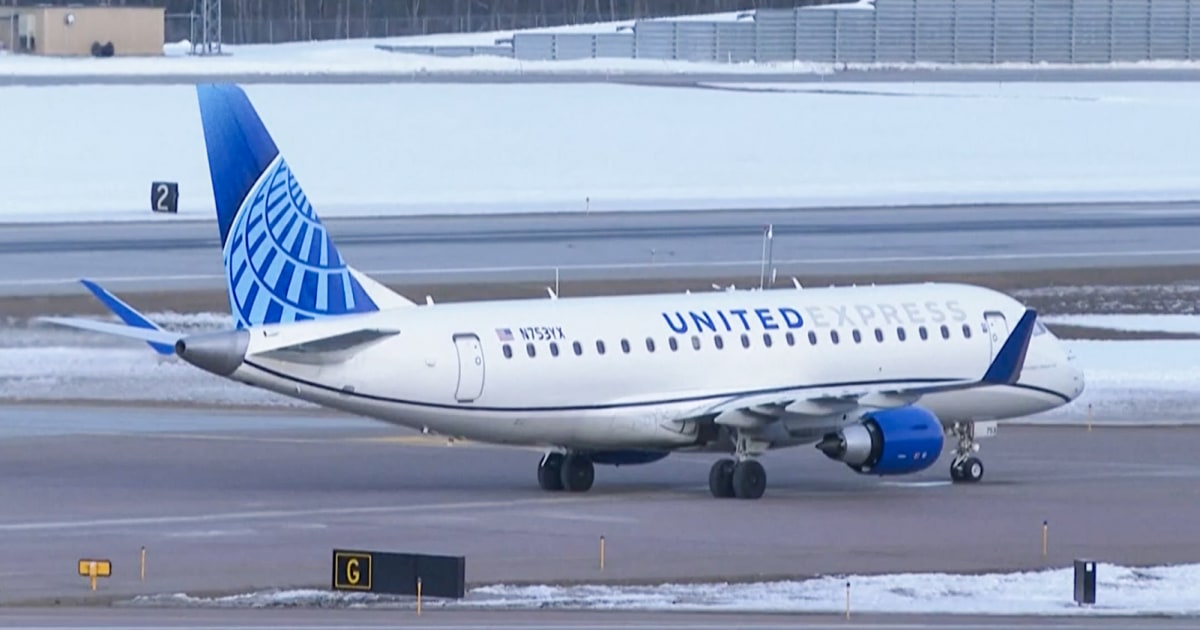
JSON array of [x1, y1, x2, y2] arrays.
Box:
[[950, 462, 964, 482], [731, 459, 767, 500], [954, 457, 984, 483], [708, 458, 736, 498], [538, 452, 565, 491], [560, 454, 595, 492]]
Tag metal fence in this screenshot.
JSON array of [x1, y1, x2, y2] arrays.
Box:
[[383, 0, 1200, 64]]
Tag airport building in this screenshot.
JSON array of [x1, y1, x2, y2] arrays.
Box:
[[0, 5, 164, 56]]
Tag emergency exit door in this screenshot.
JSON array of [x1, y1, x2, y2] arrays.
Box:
[[452, 333, 485, 402]]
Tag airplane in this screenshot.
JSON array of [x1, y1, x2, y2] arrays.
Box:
[[41, 84, 1085, 500]]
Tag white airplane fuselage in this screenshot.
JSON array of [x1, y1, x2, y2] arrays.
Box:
[[228, 282, 1083, 451]]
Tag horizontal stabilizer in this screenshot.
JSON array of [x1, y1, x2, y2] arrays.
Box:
[[79, 279, 174, 355], [37, 316, 181, 349]]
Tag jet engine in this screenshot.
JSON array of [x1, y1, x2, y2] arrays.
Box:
[[816, 406, 944, 475]]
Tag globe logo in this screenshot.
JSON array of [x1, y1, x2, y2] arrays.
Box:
[[222, 157, 376, 328]]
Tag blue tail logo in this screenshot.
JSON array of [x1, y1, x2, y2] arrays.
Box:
[[196, 84, 378, 328]]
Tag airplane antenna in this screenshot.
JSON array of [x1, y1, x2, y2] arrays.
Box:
[[759, 224, 774, 290], [546, 287, 558, 300], [792, 277, 803, 289], [425, 295, 435, 305]]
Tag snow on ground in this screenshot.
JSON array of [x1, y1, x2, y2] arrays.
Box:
[[1044, 314, 1200, 335], [2, 81, 1199, 222], [0, 312, 1196, 424], [132, 561, 1200, 616]]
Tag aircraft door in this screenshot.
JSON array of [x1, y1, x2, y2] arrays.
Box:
[[985, 312, 1009, 360], [452, 333, 485, 402]]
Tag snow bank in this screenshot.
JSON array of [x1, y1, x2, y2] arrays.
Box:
[[1, 81, 1199, 223], [130, 562, 1200, 616]]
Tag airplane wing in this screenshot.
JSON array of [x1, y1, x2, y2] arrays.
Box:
[[680, 309, 1038, 430]]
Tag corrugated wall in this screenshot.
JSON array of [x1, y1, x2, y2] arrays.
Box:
[[379, 0, 1200, 64]]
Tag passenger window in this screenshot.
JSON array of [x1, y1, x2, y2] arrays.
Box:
[[808, 331, 818, 345], [526, 343, 536, 357], [573, 341, 583, 356], [714, 335, 725, 349], [785, 332, 795, 346], [741, 333, 750, 348], [962, 324, 972, 338], [831, 330, 840, 344], [550, 342, 559, 357], [645, 337, 656, 352], [502, 344, 513, 359], [919, 326, 929, 340], [691, 335, 701, 350], [852, 330, 862, 344], [669, 337, 679, 351], [762, 333, 773, 347], [596, 340, 606, 354], [874, 328, 884, 342], [897, 327, 906, 341], [620, 339, 631, 353], [940, 325, 950, 339]]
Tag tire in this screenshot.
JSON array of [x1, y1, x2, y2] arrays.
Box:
[[962, 457, 984, 483], [708, 458, 736, 498], [560, 455, 595, 492], [537, 452, 565, 491], [731, 459, 767, 500]]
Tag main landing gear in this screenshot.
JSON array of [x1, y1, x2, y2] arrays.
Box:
[[537, 451, 594, 493], [948, 422, 985, 483], [709, 432, 769, 499]]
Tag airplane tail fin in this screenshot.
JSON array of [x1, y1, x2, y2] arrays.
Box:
[[195, 84, 412, 329]]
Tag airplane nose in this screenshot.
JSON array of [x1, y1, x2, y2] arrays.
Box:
[[1066, 357, 1085, 400], [175, 329, 249, 376]]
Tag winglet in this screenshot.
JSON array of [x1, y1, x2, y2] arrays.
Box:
[[80, 279, 174, 355], [982, 309, 1037, 385]]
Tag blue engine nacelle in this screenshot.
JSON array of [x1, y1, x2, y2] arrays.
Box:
[[815, 406, 944, 475]]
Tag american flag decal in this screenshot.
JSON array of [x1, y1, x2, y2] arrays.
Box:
[[495, 328, 514, 341]]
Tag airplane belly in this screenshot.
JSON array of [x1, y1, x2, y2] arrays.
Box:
[[921, 386, 1067, 422]]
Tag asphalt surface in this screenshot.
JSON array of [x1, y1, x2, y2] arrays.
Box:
[[4, 201, 1200, 296], [0, 405, 1197, 610], [5, 67, 1200, 87], [0, 609, 1195, 630]]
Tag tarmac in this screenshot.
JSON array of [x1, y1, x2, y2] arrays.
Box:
[[4, 201, 1200, 297], [0, 404, 1196, 612], [1, 608, 1198, 630]]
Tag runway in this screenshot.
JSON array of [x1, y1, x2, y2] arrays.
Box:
[[4, 201, 1200, 296], [0, 404, 1197, 610]]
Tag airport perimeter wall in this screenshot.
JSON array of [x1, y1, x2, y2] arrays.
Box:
[[379, 0, 1200, 64]]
